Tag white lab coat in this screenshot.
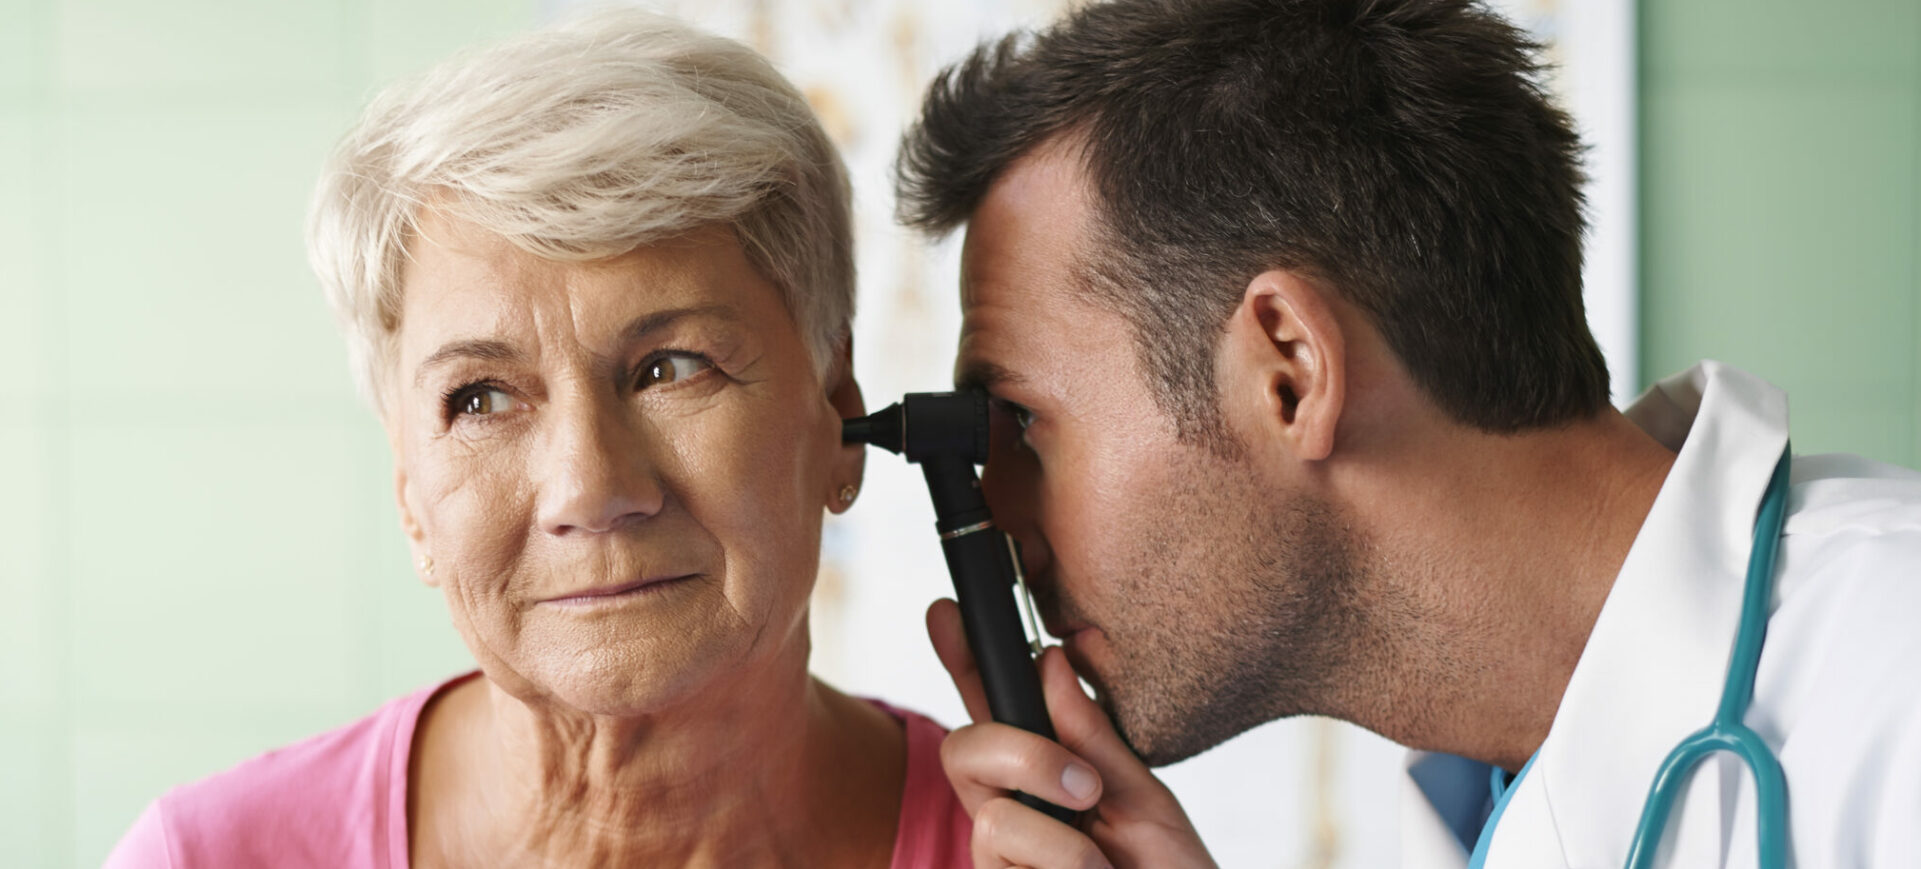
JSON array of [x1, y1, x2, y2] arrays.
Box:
[[1402, 361, 1921, 868]]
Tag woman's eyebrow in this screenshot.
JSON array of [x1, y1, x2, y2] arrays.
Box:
[[613, 304, 741, 348], [414, 305, 745, 387], [415, 339, 521, 387]]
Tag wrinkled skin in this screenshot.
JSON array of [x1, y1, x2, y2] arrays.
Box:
[[385, 211, 898, 868]]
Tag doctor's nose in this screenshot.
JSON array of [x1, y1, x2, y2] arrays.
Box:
[[536, 397, 665, 536]]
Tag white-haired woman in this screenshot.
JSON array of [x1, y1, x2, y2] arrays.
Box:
[[105, 9, 972, 868]]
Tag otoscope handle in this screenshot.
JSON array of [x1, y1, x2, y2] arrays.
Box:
[[845, 401, 1079, 827], [939, 523, 1055, 735], [930, 476, 1077, 824]]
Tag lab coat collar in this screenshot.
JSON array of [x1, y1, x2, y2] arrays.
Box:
[[1510, 361, 1789, 864]]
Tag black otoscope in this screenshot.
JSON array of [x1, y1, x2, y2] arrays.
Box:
[[843, 391, 1078, 825]]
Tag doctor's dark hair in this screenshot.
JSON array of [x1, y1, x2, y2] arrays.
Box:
[[896, 0, 1610, 445]]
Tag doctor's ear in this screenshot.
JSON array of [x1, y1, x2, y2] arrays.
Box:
[[825, 338, 867, 514], [1221, 269, 1346, 462]]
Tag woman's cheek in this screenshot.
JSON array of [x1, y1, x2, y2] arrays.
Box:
[[693, 400, 821, 583], [414, 432, 532, 574]]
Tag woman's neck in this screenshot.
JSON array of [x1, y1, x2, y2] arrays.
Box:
[[409, 643, 905, 868]]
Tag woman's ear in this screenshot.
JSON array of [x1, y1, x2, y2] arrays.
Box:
[[1219, 269, 1346, 462], [824, 339, 867, 514], [393, 463, 438, 588]]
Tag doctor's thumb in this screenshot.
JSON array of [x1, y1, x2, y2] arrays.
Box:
[[1036, 648, 1165, 800]]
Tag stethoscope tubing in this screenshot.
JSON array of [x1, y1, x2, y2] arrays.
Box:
[[1623, 448, 1792, 869]]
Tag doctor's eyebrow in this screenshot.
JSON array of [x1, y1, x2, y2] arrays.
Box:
[[956, 359, 1028, 392]]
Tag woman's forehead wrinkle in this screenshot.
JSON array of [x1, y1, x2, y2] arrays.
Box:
[[410, 227, 766, 393]]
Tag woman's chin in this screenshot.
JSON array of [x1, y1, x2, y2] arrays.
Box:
[[484, 612, 773, 719], [456, 572, 805, 718], [504, 643, 738, 718]]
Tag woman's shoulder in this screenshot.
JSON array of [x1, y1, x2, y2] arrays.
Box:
[[866, 699, 975, 869], [103, 672, 476, 869]]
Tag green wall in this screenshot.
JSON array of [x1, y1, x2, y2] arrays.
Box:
[[1640, 0, 1921, 466], [0, 2, 537, 866]]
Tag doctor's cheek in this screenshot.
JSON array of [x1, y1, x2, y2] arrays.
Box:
[[982, 431, 1048, 545]]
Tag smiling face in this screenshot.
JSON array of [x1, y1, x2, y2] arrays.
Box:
[[386, 210, 858, 716], [957, 144, 1371, 765]]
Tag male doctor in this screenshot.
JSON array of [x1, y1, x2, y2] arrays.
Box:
[[893, 0, 1921, 866]]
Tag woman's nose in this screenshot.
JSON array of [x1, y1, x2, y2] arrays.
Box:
[[535, 398, 666, 536]]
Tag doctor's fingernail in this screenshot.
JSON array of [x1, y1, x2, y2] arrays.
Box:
[[1062, 762, 1098, 801]]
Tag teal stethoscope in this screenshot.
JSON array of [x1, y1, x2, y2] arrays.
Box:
[[1470, 448, 1792, 869]]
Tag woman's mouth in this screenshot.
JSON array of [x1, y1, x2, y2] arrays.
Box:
[[539, 574, 697, 607]]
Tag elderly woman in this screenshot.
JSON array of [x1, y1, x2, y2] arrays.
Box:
[[104, 9, 972, 868]]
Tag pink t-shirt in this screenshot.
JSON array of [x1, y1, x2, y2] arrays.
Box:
[[104, 674, 972, 868]]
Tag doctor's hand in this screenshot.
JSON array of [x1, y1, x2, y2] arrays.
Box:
[[927, 599, 1218, 869]]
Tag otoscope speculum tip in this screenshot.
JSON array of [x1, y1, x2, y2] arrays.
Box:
[[841, 402, 906, 454]]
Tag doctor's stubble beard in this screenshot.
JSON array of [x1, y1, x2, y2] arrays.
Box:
[[1072, 444, 1432, 768]]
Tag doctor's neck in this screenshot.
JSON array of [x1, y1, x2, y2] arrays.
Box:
[[1327, 403, 1677, 772]]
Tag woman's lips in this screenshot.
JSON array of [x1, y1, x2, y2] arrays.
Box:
[[540, 574, 695, 606]]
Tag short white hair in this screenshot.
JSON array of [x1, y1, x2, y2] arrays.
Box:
[[308, 5, 854, 411]]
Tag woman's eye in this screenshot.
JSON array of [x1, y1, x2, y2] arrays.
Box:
[[457, 387, 517, 417], [636, 353, 713, 390]]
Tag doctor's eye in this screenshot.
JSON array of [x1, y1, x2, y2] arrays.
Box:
[[993, 399, 1036, 441], [635, 351, 714, 391]]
